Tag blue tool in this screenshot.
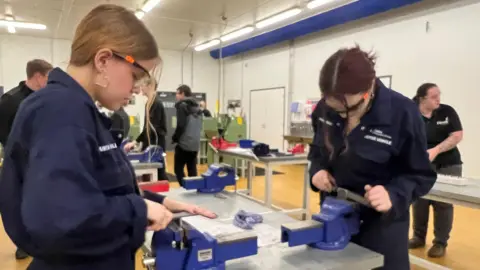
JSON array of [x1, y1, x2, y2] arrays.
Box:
[[182, 164, 236, 194], [147, 214, 258, 270], [127, 145, 164, 163], [280, 188, 366, 251]]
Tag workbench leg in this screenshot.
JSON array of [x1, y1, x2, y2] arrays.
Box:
[[265, 163, 273, 207], [247, 161, 253, 195], [233, 158, 238, 176], [241, 160, 245, 179], [151, 170, 158, 182], [302, 164, 310, 220]]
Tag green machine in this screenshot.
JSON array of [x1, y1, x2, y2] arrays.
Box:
[[203, 114, 247, 165], [128, 115, 142, 141], [201, 117, 218, 164]]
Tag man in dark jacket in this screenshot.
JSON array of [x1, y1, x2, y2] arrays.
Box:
[[0, 59, 53, 260], [172, 85, 202, 185]]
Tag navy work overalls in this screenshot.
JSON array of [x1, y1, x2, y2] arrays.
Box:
[[308, 79, 437, 270], [0, 68, 165, 270]]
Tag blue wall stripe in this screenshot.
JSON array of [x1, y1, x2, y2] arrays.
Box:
[[210, 0, 422, 59]]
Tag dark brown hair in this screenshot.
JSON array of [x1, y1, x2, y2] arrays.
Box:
[[70, 4, 159, 66], [319, 45, 376, 159], [413, 83, 437, 104], [177, 85, 192, 97], [26, 59, 53, 79]]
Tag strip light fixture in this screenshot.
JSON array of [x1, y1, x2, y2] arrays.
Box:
[[0, 20, 46, 30], [194, 39, 221, 52], [220, 26, 254, 42], [136, 0, 162, 20], [5, 15, 14, 33], [194, 1, 355, 52], [307, 0, 357, 10], [255, 8, 302, 29], [307, 0, 337, 9]]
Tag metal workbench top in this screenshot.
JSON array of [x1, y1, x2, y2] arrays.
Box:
[[217, 148, 308, 164], [144, 189, 383, 270], [426, 175, 480, 207], [130, 162, 163, 170]]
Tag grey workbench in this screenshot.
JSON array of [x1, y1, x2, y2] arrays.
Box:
[[409, 175, 480, 270], [131, 162, 163, 170], [424, 174, 480, 209], [131, 162, 163, 182], [212, 147, 310, 217], [144, 188, 383, 269]]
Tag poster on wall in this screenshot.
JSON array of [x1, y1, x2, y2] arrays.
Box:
[[158, 91, 207, 151]]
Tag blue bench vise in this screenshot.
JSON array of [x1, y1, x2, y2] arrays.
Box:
[[127, 145, 164, 163], [280, 188, 368, 251], [145, 213, 258, 270], [182, 164, 236, 194]]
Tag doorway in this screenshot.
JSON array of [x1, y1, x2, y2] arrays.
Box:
[[249, 87, 286, 151]]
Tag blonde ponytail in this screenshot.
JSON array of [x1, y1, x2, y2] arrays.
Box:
[[143, 62, 163, 147], [145, 80, 156, 146]]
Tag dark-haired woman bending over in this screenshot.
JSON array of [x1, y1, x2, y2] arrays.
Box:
[[308, 46, 436, 270]]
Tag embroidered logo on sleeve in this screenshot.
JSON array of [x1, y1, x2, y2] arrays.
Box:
[[99, 143, 117, 152]]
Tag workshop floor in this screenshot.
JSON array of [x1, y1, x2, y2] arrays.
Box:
[[1, 152, 478, 269]]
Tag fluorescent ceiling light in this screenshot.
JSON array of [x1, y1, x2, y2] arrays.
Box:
[[135, 10, 145, 19], [7, 25, 15, 33], [307, 0, 338, 9], [194, 39, 220, 52], [255, 8, 302, 29], [220, 26, 254, 42], [0, 20, 46, 30], [141, 0, 161, 13], [307, 0, 358, 10]]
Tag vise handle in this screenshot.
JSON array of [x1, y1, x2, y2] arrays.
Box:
[[335, 188, 371, 208]]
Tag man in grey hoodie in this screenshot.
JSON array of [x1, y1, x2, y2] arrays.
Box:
[[172, 85, 202, 184]]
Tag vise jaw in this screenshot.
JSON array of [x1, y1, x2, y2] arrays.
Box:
[[150, 218, 258, 270], [281, 196, 360, 250], [182, 164, 236, 194]]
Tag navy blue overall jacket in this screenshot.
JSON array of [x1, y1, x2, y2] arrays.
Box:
[[308, 79, 437, 270], [0, 68, 165, 270]]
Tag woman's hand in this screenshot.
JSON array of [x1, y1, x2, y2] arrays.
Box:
[[123, 142, 136, 152], [163, 197, 217, 219], [312, 170, 336, 192], [182, 204, 217, 219], [364, 185, 392, 213], [144, 199, 173, 231], [427, 147, 440, 162]]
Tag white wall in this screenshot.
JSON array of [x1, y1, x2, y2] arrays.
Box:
[[221, 0, 480, 178], [0, 35, 219, 130]]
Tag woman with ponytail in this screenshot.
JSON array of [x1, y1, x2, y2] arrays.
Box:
[[0, 5, 215, 270], [308, 45, 436, 269], [124, 77, 168, 180], [409, 83, 463, 258]]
